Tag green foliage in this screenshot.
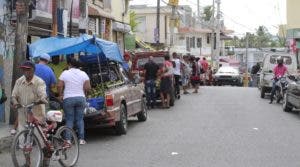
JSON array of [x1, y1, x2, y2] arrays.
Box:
[[202, 6, 213, 21], [226, 25, 284, 48], [129, 11, 139, 33]]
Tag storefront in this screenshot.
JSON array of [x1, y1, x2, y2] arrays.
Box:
[[112, 21, 130, 53], [287, 28, 300, 68]]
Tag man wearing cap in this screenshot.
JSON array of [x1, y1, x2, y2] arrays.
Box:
[[11, 61, 47, 132], [35, 53, 57, 98]]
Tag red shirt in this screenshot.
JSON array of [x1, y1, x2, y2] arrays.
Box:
[[200, 60, 209, 72], [273, 65, 287, 78]]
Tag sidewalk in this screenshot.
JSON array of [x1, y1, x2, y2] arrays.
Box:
[[0, 123, 13, 152]]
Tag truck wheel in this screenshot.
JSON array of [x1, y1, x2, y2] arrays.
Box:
[[137, 98, 147, 122], [115, 104, 127, 135], [260, 87, 266, 98], [283, 94, 292, 112]]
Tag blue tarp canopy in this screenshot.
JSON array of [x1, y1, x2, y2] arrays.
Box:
[[29, 34, 124, 64]]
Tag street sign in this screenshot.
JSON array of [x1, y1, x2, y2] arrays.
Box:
[[168, 0, 179, 6]]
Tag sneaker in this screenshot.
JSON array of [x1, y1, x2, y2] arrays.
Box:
[[10, 129, 17, 135], [79, 139, 86, 145]]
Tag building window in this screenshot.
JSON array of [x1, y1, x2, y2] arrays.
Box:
[[207, 34, 210, 44], [190, 37, 195, 48], [136, 16, 146, 33], [186, 37, 190, 51], [197, 38, 202, 48]]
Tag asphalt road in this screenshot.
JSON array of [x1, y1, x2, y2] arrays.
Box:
[[1, 86, 300, 167]]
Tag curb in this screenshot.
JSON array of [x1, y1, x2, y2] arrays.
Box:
[[0, 135, 13, 152]]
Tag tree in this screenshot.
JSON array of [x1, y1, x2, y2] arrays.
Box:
[[129, 11, 139, 33], [202, 6, 213, 21], [255, 26, 272, 48]]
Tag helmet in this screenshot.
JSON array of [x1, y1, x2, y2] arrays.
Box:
[[277, 57, 283, 65]]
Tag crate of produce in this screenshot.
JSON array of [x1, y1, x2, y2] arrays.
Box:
[[87, 97, 105, 110]]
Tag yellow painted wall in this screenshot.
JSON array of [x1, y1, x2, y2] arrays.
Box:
[[111, 0, 130, 24], [287, 0, 300, 29]]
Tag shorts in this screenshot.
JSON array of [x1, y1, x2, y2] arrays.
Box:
[[160, 77, 172, 94]]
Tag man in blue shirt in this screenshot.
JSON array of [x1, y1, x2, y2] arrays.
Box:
[[35, 53, 57, 98]]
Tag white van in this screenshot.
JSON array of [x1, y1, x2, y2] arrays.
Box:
[[259, 52, 297, 98]]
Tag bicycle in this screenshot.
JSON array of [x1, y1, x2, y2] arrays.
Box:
[[11, 102, 79, 167]]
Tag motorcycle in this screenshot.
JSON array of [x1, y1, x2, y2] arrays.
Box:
[[274, 76, 289, 103]]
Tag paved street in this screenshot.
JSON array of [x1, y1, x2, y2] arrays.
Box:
[[1, 86, 300, 167]]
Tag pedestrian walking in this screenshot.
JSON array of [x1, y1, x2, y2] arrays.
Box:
[[0, 66, 6, 121], [182, 55, 191, 94], [190, 57, 200, 93], [144, 56, 159, 108], [250, 62, 260, 87], [57, 58, 91, 145], [160, 55, 173, 108], [200, 57, 209, 85], [172, 52, 182, 99]]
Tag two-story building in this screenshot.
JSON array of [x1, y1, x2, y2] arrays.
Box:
[[286, 0, 300, 66], [88, 0, 130, 53]]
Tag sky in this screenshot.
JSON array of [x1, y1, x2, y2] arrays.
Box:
[[130, 0, 286, 37]]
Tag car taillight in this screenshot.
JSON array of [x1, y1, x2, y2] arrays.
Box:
[[105, 94, 114, 107]]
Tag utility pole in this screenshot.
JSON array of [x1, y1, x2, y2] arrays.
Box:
[[69, 0, 74, 37], [197, 0, 200, 18], [210, 0, 215, 67], [170, 5, 176, 48], [11, 0, 30, 124], [13, 0, 30, 84], [52, 0, 58, 36], [215, 0, 221, 68], [156, 0, 160, 50], [244, 32, 249, 87]]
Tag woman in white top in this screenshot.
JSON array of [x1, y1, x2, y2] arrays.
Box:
[[58, 58, 91, 145]]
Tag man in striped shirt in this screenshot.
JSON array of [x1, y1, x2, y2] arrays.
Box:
[[11, 61, 47, 132]]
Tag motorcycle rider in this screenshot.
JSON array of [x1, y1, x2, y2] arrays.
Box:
[[269, 57, 288, 104]]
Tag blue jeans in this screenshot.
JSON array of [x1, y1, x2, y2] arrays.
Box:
[[63, 96, 86, 140], [145, 79, 156, 106], [270, 79, 278, 101]]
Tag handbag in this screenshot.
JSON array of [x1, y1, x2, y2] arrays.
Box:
[[0, 89, 7, 104]]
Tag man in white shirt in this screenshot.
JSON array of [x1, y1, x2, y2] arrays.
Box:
[[172, 52, 182, 99]]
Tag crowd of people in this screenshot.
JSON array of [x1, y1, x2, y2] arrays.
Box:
[[10, 54, 91, 145], [143, 52, 213, 109]]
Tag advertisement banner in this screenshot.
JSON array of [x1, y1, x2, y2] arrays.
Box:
[[36, 0, 52, 13], [35, 0, 80, 19]]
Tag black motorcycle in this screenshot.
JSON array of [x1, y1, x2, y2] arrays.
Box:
[[274, 76, 289, 103]]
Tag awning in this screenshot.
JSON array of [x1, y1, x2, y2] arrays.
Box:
[[29, 34, 124, 64], [112, 22, 131, 33]]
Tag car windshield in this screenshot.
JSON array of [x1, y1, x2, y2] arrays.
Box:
[[218, 67, 239, 74], [137, 57, 165, 69], [270, 55, 292, 65]]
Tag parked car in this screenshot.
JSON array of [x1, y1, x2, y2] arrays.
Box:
[[259, 52, 297, 98], [131, 51, 176, 106], [82, 60, 147, 135], [213, 66, 242, 86], [283, 75, 300, 112]]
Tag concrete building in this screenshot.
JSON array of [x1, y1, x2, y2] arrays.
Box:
[[130, 5, 173, 48], [88, 0, 113, 40], [88, 0, 130, 53], [130, 5, 211, 55], [111, 0, 131, 53], [286, 0, 300, 65]]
